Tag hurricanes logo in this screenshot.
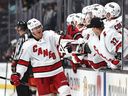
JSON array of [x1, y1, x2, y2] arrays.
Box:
[[33, 45, 56, 59]]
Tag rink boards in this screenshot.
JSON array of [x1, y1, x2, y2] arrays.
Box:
[[0, 63, 14, 89], [0, 63, 128, 96], [64, 68, 128, 96]]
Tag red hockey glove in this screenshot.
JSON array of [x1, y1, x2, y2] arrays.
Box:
[[10, 72, 21, 86], [111, 59, 121, 69]]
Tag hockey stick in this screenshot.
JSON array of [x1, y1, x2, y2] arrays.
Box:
[[4, 62, 9, 96], [0, 76, 10, 81], [0, 76, 29, 86]]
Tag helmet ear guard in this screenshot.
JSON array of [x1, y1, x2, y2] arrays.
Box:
[[27, 18, 42, 32]]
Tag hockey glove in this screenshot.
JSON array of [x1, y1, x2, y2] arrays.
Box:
[[115, 52, 121, 60], [10, 72, 21, 86], [65, 42, 73, 53], [84, 43, 91, 54]]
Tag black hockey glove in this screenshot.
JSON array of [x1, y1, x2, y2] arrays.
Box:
[[84, 43, 91, 54], [115, 52, 121, 60]]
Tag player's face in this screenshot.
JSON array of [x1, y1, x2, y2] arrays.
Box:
[[15, 27, 25, 36], [106, 13, 111, 20], [92, 28, 102, 36], [31, 25, 43, 40], [84, 13, 92, 26]]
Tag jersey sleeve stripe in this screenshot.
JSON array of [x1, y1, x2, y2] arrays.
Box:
[[18, 59, 30, 67], [115, 42, 121, 53], [88, 60, 107, 69]]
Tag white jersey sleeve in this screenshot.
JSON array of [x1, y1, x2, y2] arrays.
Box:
[[82, 28, 94, 41], [103, 28, 122, 54], [44, 30, 61, 45], [16, 39, 34, 78]]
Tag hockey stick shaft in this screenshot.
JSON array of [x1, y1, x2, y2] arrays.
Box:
[[0, 76, 29, 86], [0, 76, 10, 81]]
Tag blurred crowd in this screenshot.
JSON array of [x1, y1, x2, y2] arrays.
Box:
[[3, 2, 128, 72]]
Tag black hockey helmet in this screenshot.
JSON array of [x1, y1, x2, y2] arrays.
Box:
[[16, 21, 28, 31]]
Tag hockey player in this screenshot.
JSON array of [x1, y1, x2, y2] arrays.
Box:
[[91, 4, 106, 19], [103, 2, 123, 34], [81, 28, 107, 70], [88, 17, 128, 69], [65, 6, 107, 71], [104, 2, 128, 58], [65, 13, 91, 73], [66, 13, 76, 39], [104, 2, 121, 26], [66, 13, 85, 40], [10, 18, 71, 96], [82, 4, 105, 26], [103, 2, 128, 36], [11, 21, 36, 96], [76, 4, 107, 70]]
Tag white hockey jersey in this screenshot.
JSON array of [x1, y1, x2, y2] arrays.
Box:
[[103, 16, 128, 58], [103, 16, 122, 29], [103, 16, 128, 36], [81, 28, 107, 70], [16, 30, 63, 78], [93, 27, 122, 69]]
